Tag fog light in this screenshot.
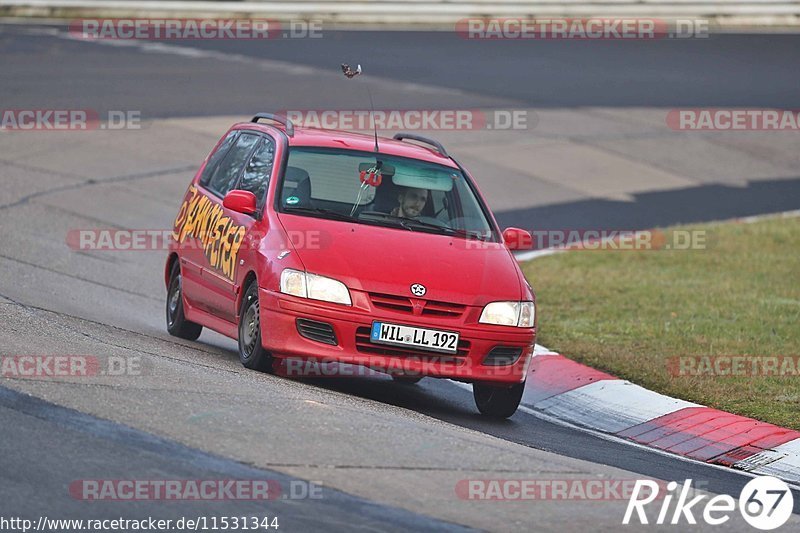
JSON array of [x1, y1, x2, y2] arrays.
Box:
[[482, 346, 523, 366]]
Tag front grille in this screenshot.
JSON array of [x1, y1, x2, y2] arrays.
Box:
[[355, 326, 469, 361], [482, 346, 523, 366], [296, 318, 337, 345], [368, 292, 466, 318]]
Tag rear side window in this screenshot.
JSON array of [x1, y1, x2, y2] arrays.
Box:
[[238, 138, 275, 210], [205, 133, 260, 197], [199, 130, 238, 185]]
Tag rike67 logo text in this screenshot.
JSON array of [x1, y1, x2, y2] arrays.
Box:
[[624, 477, 794, 530]]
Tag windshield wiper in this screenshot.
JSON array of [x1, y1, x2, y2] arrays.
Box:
[[283, 206, 357, 222], [359, 211, 489, 240], [357, 211, 413, 231]]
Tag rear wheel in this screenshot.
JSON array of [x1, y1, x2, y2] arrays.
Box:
[[473, 381, 525, 418], [238, 281, 274, 373], [166, 262, 202, 340]]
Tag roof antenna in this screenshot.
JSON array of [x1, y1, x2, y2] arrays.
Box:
[[341, 63, 379, 153]]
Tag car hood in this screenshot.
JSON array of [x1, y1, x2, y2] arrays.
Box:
[[277, 213, 523, 306]]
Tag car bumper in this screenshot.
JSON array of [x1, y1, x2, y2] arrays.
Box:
[[259, 288, 535, 383]]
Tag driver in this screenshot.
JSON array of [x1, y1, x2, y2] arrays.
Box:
[[390, 187, 429, 218]]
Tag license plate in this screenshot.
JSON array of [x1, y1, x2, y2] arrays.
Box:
[[370, 321, 459, 354]]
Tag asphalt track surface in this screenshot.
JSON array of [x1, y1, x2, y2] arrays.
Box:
[[4, 26, 800, 230], [0, 386, 472, 531], [1, 23, 799, 530], [7, 29, 800, 111]]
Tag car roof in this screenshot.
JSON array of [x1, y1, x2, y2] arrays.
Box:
[[238, 123, 459, 169]]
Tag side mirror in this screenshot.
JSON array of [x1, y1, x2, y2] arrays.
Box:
[[223, 190, 257, 216], [502, 227, 533, 251]]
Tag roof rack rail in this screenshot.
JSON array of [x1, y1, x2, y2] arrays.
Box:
[[251, 112, 294, 137], [392, 133, 449, 158]]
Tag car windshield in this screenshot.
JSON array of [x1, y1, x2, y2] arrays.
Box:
[[279, 147, 497, 241]]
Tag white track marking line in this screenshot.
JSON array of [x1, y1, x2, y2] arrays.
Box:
[[515, 248, 564, 262], [532, 344, 559, 357], [737, 209, 800, 224]]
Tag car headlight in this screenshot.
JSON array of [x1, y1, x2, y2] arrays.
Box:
[[280, 269, 352, 306], [479, 301, 535, 327], [280, 269, 307, 298]]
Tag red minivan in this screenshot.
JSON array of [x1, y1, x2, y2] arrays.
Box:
[[166, 113, 536, 417]]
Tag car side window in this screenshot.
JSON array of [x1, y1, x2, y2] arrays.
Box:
[[199, 131, 238, 186], [205, 133, 260, 197], [237, 137, 275, 210]]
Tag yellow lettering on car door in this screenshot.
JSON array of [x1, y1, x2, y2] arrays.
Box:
[[172, 185, 247, 281]]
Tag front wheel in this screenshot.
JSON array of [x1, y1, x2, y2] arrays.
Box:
[[166, 262, 202, 341], [473, 381, 525, 418], [238, 281, 274, 373]]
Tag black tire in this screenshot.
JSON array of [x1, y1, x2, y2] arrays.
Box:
[[238, 281, 274, 373], [166, 261, 203, 341], [473, 381, 525, 418], [391, 375, 423, 384]]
